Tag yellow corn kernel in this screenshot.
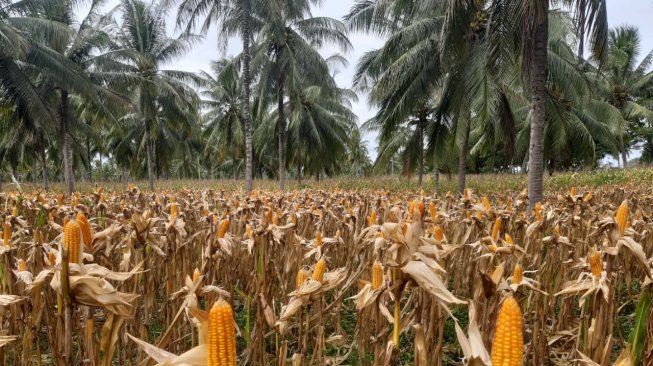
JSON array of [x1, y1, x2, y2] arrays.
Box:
[[207, 298, 236, 366], [491, 296, 524, 366], [482, 196, 491, 211], [170, 202, 178, 217], [217, 219, 230, 239], [476, 212, 483, 220], [192, 268, 201, 283], [47, 251, 57, 266], [17, 259, 26, 272], [372, 261, 383, 289], [615, 200, 629, 237], [296, 269, 309, 289], [588, 250, 603, 278], [11, 206, 17, 217], [3, 220, 11, 247], [315, 231, 323, 247], [312, 258, 327, 282], [433, 226, 444, 242], [76, 213, 92, 250], [63, 217, 70, 227], [504, 233, 514, 246], [488, 244, 497, 253], [367, 210, 377, 227], [570, 186, 577, 196], [63, 220, 82, 264], [417, 201, 425, 219], [428, 202, 437, 221], [491, 217, 502, 242], [534, 202, 543, 222], [512, 264, 523, 285], [583, 191, 593, 202]]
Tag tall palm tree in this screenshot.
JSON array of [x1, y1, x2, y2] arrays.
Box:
[[173, 0, 255, 191], [599, 26, 653, 167], [251, 0, 351, 189], [486, 0, 608, 211], [103, 0, 200, 190], [201, 59, 244, 180]]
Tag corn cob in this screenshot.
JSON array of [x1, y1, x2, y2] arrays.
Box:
[[482, 196, 491, 211], [170, 202, 178, 218], [367, 210, 377, 227], [3, 220, 10, 247], [217, 219, 230, 239], [570, 186, 577, 196], [428, 202, 437, 221], [315, 231, 323, 247], [512, 264, 523, 286], [17, 259, 26, 272], [76, 212, 92, 250], [583, 191, 593, 202], [296, 269, 308, 289], [312, 258, 327, 282], [433, 226, 444, 242], [615, 200, 629, 237], [372, 261, 383, 289], [588, 249, 603, 278], [491, 217, 502, 241], [207, 299, 236, 366], [534, 202, 543, 222], [63, 220, 82, 264], [504, 233, 514, 246], [192, 268, 201, 283], [11, 206, 17, 217], [491, 296, 524, 366]]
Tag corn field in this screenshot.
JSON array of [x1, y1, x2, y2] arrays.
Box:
[[0, 183, 652, 365]]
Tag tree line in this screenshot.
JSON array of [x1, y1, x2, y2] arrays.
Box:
[[1, 0, 653, 209]]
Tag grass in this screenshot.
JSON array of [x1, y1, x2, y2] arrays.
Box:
[[10, 167, 653, 195]]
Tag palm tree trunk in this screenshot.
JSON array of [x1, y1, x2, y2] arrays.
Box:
[[457, 118, 471, 194], [232, 143, 237, 180], [41, 143, 49, 192], [242, 0, 253, 192], [527, 14, 548, 213], [277, 76, 286, 190], [60, 90, 75, 195], [418, 118, 425, 186], [146, 125, 155, 191], [86, 132, 92, 182], [619, 133, 628, 168]]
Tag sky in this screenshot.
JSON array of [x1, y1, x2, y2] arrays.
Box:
[[87, 0, 653, 161]]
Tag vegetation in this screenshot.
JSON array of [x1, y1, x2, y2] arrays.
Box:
[[1, 0, 653, 364]]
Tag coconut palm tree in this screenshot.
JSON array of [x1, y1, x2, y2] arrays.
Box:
[[598, 26, 653, 167], [200, 59, 245, 180], [250, 0, 351, 189], [173, 0, 255, 191], [102, 0, 200, 190]]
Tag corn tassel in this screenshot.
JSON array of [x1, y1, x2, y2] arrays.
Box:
[[491, 296, 524, 366], [207, 298, 236, 366], [312, 258, 327, 282]]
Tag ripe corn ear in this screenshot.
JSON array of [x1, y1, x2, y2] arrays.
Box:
[[372, 261, 383, 289], [312, 258, 327, 282], [76, 213, 92, 249], [615, 200, 629, 236], [296, 269, 308, 289], [491, 296, 524, 366], [512, 264, 523, 286], [207, 299, 236, 366], [63, 221, 82, 264], [217, 219, 230, 239], [491, 217, 502, 241], [3, 220, 10, 247], [588, 250, 603, 278]]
